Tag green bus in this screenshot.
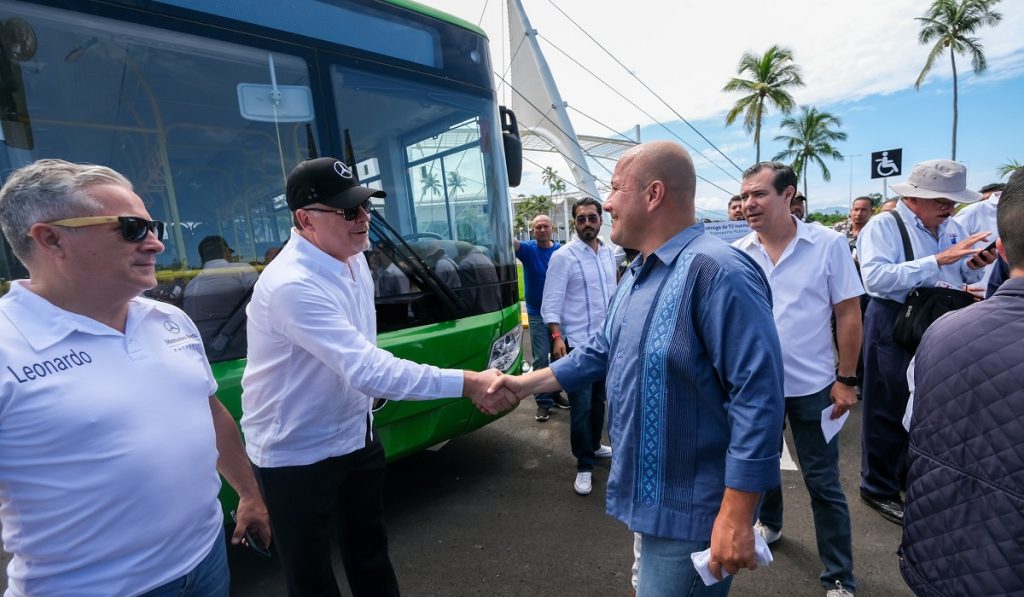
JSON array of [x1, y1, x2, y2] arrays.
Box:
[[0, 0, 524, 512]]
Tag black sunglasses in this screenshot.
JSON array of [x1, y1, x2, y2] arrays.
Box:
[[304, 199, 372, 222], [46, 215, 165, 242]]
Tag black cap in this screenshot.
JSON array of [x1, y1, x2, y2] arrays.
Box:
[[286, 157, 386, 212]]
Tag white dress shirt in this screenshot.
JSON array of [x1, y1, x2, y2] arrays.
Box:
[[735, 217, 864, 396], [540, 237, 617, 346], [241, 230, 464, 468], [954, 192, 1000, 288], [856, 199, 982, 302]]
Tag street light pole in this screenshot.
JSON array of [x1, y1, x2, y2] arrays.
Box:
[[845, 154, 862, 205]]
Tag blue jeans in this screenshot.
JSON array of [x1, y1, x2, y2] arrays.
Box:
[[140, 531, 229, 597], [568, 371, 605, 472], [636, 534, 732, 597], [527, 313, 558, 408], [760, 385, 855, 592]]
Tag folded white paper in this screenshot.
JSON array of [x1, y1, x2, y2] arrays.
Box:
[[820, 404, 850, 444], [690, 530, 773, 586]]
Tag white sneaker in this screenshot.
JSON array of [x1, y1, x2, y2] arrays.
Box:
[[574, 471, 593, 495], [825, 580, 854, 597], [594, 444, 613, 458], [754, 519, 782, 545]]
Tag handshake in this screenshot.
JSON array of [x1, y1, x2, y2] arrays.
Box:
[[462, 368, 553, 415]]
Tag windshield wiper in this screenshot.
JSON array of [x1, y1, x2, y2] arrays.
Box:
[[369, 212, 466, 317]]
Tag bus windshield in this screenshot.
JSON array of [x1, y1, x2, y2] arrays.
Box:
[[0, 0, 517, 359]]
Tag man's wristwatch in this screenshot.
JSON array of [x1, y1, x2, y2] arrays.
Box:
[[835, 375, 859, 387]]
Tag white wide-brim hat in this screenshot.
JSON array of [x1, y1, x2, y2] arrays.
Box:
[[890, 159, 982, 204]]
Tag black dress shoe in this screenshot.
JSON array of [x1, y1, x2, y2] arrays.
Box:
[[860, 491, 904, 525]]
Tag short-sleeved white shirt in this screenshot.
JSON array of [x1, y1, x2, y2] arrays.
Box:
[[735, 218, 865, 396], [0, 281, 222, 597], [241, 231, 464, 468]]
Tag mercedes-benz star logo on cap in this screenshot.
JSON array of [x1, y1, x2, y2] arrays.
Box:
[[163, 320, 181, 334], [333, 161, 354, 180]]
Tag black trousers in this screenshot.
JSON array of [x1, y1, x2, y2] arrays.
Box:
[[253, 440, 400, 597], [860, 298, 913, 498]]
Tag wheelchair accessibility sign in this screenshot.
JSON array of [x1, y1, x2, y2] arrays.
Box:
[[871, 148, 902, 179]]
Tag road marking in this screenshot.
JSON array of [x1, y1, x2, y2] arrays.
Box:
[[780, 438, 798, 471]]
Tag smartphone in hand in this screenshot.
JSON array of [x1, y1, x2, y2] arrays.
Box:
[[230, 510, 271, 558]]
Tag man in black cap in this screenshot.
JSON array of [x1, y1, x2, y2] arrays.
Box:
[[240, 158, 515, 597]]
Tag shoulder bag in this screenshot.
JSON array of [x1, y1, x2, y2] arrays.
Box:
[[889, 211, 975, 352]]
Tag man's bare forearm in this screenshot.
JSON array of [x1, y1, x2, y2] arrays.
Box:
[[833, 298, 862, 377]]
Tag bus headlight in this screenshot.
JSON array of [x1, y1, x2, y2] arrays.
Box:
[[487, 323, 522, 372]]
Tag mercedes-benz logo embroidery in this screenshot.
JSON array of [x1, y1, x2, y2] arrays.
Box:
[[333, 161, 354, 180], [164, 320, 181, 334]]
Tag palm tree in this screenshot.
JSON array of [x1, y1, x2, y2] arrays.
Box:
[[772, 106, 848, 207], [723, 45, 805, 163], [447, 170, 467, 198], [915, 0, 1003, 160], [541, 166, 566, 196], [997, 159, 1021, 179], [420, 168, 441, 200], [541, 166, 570, 235]]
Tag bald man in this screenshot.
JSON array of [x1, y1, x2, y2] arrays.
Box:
[[491, 142, 785, 596], [514, 214, 568, 420]]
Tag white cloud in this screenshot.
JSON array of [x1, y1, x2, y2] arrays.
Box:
[[695, 195, 729, 219], [431, 0, 1022, 205], [434, 0, 1022, 129]]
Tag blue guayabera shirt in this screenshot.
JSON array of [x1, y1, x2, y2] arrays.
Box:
[[550, 223, 785, 541]]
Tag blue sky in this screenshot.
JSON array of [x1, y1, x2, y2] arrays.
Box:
[[674, 67, 1024, 218], [431, 0, 1024, 219]]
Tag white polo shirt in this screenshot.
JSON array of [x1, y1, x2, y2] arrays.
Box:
[[0, 281, 222, 597], [734, 218, 864, 397], [241, 230, 464, 468], [540, 237, 617, 346]]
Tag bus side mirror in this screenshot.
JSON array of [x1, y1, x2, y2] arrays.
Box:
[[500, 106, 522, 187]]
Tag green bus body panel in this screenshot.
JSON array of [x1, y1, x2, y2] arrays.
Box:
[[214, 303, 523, 513], [381, 0, 488, 38]]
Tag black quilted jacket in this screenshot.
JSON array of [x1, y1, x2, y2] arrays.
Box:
[[900, 277, 1024, 596]]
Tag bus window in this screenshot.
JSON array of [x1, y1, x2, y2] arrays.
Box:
[[0, 1, 317, 360], [329, 65, 516, 330]]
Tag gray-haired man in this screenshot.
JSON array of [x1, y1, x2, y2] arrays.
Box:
[[0, 159, 269, 596]]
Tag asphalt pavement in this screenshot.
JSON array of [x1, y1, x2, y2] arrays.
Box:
[[223, 393, 911, 596]]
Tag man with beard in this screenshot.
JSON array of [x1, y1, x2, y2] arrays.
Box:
[[728, 195, 745, 221], [541, 197, 617, 495]]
